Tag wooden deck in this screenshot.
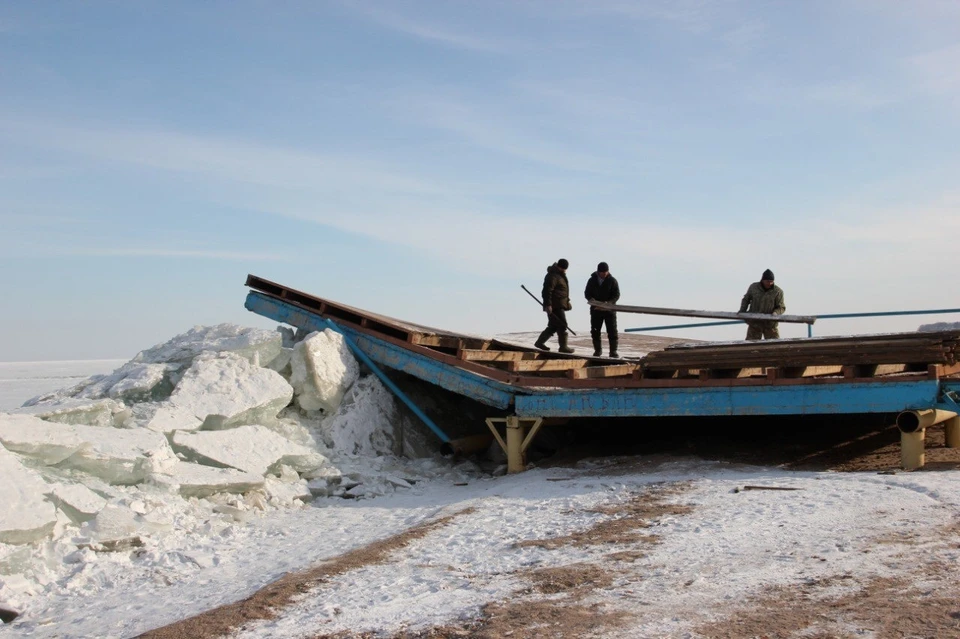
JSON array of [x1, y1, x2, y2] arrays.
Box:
[[245, 274, 960, 390]]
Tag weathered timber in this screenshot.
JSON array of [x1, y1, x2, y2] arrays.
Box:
[[770, 365, 845, 379], [459, 349, 542, 362], [700, 367, 766, 380], [589, 301, 816, 324], [567, 364, 638, 379], [507, 359, 590, 372]]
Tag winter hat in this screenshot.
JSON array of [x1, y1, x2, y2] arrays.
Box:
[[557, 258, 569, 269], [597, 262, 609, 273], [762, 269, 775, 281]]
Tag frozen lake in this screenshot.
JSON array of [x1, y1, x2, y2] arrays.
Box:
[[0, 360, 127, 411]]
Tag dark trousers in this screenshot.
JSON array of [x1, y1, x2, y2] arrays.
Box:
[[590, 311, 617, 340], [745, 322, 779, 340], [542, 307, 567, 338]]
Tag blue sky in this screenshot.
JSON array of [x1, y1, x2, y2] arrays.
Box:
[[2, 1, 959, 360]]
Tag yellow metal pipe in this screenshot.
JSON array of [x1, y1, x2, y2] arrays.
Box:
[[945, 416, 960, 449], [505, 416, 526, 474], [896, 409, 958, 433], [901, 429, 926, 470]]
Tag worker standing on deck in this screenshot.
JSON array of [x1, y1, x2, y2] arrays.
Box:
[[535, 259, 575, 353], [584, 261, 621, 357], [738, 269, 785, 340]]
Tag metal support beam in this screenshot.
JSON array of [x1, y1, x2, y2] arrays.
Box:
[[319, 317, 453, 444], [901, 429, 925, 471], [945, 416, 960, 449], [486, 416, 544, 473]]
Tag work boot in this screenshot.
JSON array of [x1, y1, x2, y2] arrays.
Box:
[[558, 333, 575, 354], [534, 328, 552, 351], [608, 336, 619, 359], [591, 333, 602, 357]]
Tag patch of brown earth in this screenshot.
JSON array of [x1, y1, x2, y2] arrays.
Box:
[[382, 483, 697, 639], [372, 598, 628, 639], [525, 562, 614, 594], [516, 481, 693, 550], [138, 507, 476, 639], [697, 530, 960, 639]]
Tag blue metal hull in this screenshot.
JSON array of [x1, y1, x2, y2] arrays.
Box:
[[246, 292, 947, 419]]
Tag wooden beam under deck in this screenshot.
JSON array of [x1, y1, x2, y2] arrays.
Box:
[[567, 364, 638, 379]]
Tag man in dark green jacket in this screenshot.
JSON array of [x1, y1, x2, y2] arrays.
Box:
[[739, 268, 785, 340], [535, 259, 574, 353], [584, 261, 621, 357]]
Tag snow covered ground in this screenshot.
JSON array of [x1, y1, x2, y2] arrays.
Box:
[[2, 324, 960, 638], [0, 361, 127, 412]]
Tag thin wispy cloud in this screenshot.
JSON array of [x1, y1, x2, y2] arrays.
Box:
[[56, 247, 294, 262], [906, 42, 960, 96], [394, 95, 613, 173], [0, 115, 452, 197], [344, 2, 513, 53]]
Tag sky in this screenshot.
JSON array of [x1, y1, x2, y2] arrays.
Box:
[[2, 0, 959, 360]]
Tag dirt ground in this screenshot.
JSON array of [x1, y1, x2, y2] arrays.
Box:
[[139, 415, 960, 639]]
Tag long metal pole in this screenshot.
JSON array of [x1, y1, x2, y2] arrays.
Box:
[[626, 307, 960, 334], [318, 317, 451, 444]]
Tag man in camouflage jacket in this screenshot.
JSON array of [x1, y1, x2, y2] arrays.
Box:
[[535, 259, 574, 353], [739, 268, 785, 340]]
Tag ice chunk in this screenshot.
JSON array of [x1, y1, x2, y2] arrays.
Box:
[[132, 323, 282, 367], [45, 483, 107, 524], [265, 347, 293, 378], [22, 325, 281, 407], [0, 414, 87, 464], [290, 330, 359, 413], [13, 397, 130, 428], [264, 476, 312, 505], [322, 376, 401, 456], [169, 353, 293, 429], [106, 363, 170, 401], [133, 403, 204, 434], [0, 415, 176, 485], [152, 462, 264, 498], [171, 425, 327, 476], [0, 446, 58, 544]]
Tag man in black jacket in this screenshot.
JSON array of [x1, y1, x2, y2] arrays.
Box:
[[584, 261, 621, 357], [535, 259, 574, 353]]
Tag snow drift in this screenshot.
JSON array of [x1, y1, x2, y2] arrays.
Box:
[[0, 323, 481, 624]]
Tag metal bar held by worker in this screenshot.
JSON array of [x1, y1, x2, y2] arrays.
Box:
[[588, 300, 816, 325]]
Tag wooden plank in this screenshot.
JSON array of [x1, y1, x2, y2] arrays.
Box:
[[410, 334, 487, 349], [773, 365, 845, 379], [567, 364, 638, 379], [935, 362, 960, 378], [459, 349, 540, 362], [700, 367, 765, 380], [507, 359, 590, 372], [589, 301, 816, 324]]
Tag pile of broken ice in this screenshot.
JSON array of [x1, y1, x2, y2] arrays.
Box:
[[0, 324, 479, 552]]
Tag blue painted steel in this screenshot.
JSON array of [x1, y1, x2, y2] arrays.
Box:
[[627, 308, 960, 335], [246, 290, 949, 422], [245, 292, 516, 412], [514, 381, 943, 418]]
